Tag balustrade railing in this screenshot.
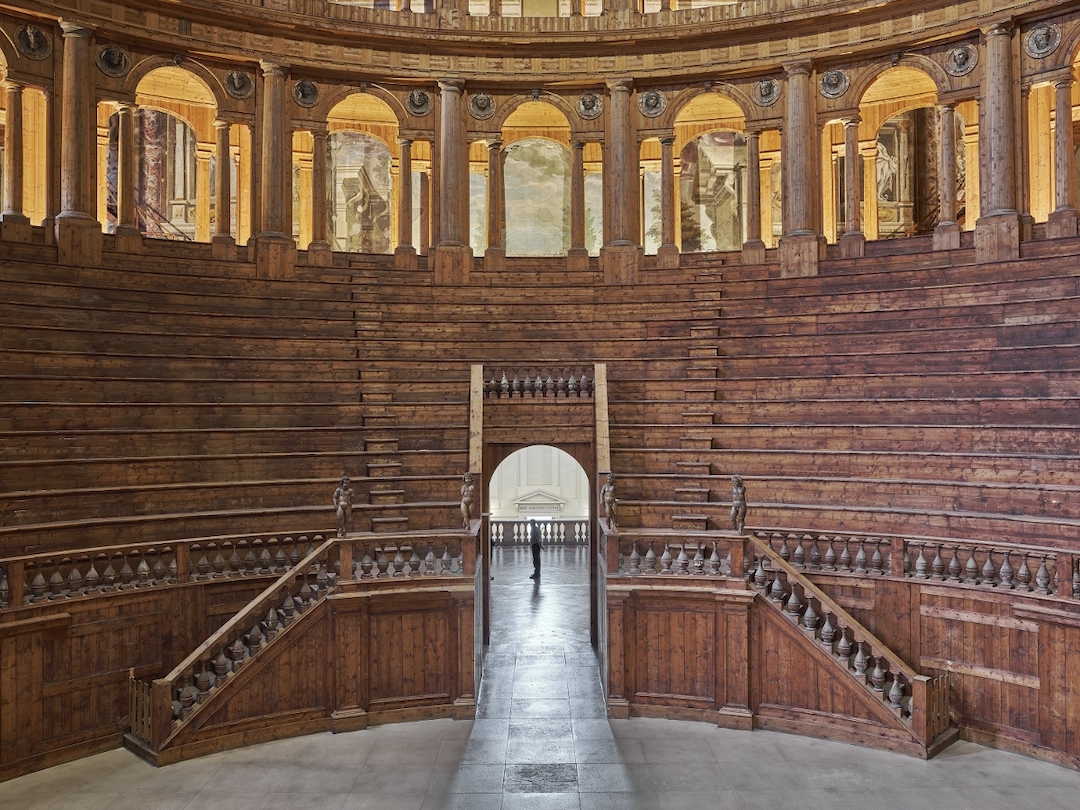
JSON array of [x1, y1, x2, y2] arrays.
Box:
[[747, 534, 951, 744], [0, 534, 328, 610], [483, 367, 594, 399], [338, 536, 467, 577], [492, 519, 588, 546], [605, 531, 746, 579], [753, 529, 1073, 599], [129, 537, 339, 750]]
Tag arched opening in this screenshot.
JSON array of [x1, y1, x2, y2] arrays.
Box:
[[669, 92, 749, 254], [325, 93, 402, 253], [1026, 49, 1080, 228], [488, 444, 590, 547]]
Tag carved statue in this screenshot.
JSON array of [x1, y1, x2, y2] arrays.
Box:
[[333, 476, 354, 537], [601, 472, 618, 530], [460, 472, 475, 529], [731, 475, 747, 535]]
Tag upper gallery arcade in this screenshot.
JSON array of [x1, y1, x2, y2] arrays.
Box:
[[1, 0, 1078, 281]]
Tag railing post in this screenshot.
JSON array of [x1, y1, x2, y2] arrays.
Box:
[[176, 544, 191, 584], [890, 537, 905, 577], [338, 538, 354, 582], [604, 524, 619, 574], [1058, 553, 1075, 598], [729, 536, 745, 579], [9, 561, 24, 606], [150, 678, 173, 750]]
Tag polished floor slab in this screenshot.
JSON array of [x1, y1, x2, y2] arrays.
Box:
[[4, 544, 1080, 809]]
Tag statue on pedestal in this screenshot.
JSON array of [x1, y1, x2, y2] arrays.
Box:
[[333, 476, 354, 537], [731, 475, 747, 535], [601, 472, 618, 531], [460, 472, 475, 529]]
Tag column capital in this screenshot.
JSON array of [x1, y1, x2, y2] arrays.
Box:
[[438, 78, 465, 94], [397, 135, 414, 146], [841, 114, 861, 127], [937, 101, 955, 113], [982, 20, 1013, 38], [782, 60, 813, 78], [59, 20, 94, 38], [213, 117, 234, 132], [2, 80, 26, 93], [259, 60, 289, 77], [571, 140, 586, 151], [659, 135, 676, 147], [486, 138, 502, 150], [606, 78, 633, 94]]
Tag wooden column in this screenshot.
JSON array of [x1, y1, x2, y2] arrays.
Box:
[[1047, 75, 1078, 238], [568, 139, 589, 270], [975, 22, 1021, 262], [195, 143, 213, 242], [210, 119, 236, 258], [1, 80, 31, 243], [434, 79, 471, 284], [656, 135, 679, 269], [307, 126, 331, 265], [55, 20, 101, 264], [395, 136, 416, 267], [113, 102, 140, 245], [255, 60, 294, 278], [839, 116, 865, 257], [484, 138, 505, 271], [934, 104, 961, 250], [40, 87, 58, 243], [601, 78, 638, 284], [419, 169, 430, 255], [779, 60, 818, 276], [741, 129, 766, 264], [861, 141, 879, 241]]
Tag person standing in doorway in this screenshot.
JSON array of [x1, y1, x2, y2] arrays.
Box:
[[529, 519, 542, 580]]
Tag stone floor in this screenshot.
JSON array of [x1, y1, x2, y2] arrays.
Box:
[[4, 544, 1080, 809]]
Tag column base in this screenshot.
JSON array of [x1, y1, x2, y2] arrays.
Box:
[[114, 224, 143, 254], [55, 214, 102, 266], [211, 233, 237, 261], [0, 213, 32, 244], [656, 243, 680, 269], [974, 211, 1020, 263], [600, 242, 639, 285], [306, 239, 332, 267], [394, 244, 417, 269], [434, 243, 472, 285], [741, 239, 766, 265], [777, 232, 819, 277], [838, 231, 865, 258], [567, 247, 590, 272], [483, 246, 505, 272], [1046, 208, 1078, 240], [253, 232, 296, 279], [1020, 212, 1035, 242], [932, 221, 961, 251]]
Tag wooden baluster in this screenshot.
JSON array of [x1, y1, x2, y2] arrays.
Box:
[[258, 545, 272, 574], [1, 565, 11, 608], [914, 545, 928, 579], [981, 550, 997, 586], [769, 571, 786, 602], [808, 535, 821, 569], [692, 543, 705, 575], [628, 542, 640, 575], [68, 557, 86, 596], [753, 556, 768, 589], [523, 370, 534, 397], [30, 565, 47, 601], [134, 554, 150, 587], [870, 540, 884, 575], [227, 545, 242, 575], [785, 583, 803, 618], [213, 649, 231, 681], [409, 546, 422, 575], [999, 550, 1015, 589], [262, 605, 281, 641], [931, 544, 945, 580], [1036, 557, 1052, 594], [511, 371, 521, 397], [196, 666, 213, 701], [675, 544, 689, 575], [778, 534, 791, 563], [1070, 555, 1080, 599], [243, 543, 257, 574], [870, 656, 886, 692], [442, 544, 453, 573], [568, 371, 579, 397], [557, 371, 567, 397], [802, 595, 819, 633], [47, 562, 65, 599], [946, 546, 962, 581], [227, 637, 248, 671], [792, 537, 805, 569], [376, 547, 390, 577], [278, 592, 297, 626], [660, 543, 673, 574], [392, 547, 406, 576], [544, 370, 555, 397], [644, 542, 657, 574], [853, 642, 869, 682], [581, 369, 592, 396], [839, 538, 852, 571], [855, 540, 868, 573], [709, 541, 722, 576], [836, 629, 853, 667], [246, 622, 264, 656], [424, 543, 437, 575], [288, 537, 303, 568], [1016, 554, 1032, 592], [963, 547, 979, 584], [152, 551, 167, 584], [888, 673, 904, 711], [823, 536, 837, 570], [820, 614, 837, 648]]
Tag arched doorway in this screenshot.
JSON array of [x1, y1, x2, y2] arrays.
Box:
[[488, 444, 590, 547]]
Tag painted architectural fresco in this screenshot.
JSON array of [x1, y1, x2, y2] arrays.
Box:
[[679, 131, 748, 252], [470, 171, 487, 254], [105, 108, 198, 239], [329, 132, 392, 253], [585, 172, 602, 256], [504, 138, 571, 257]]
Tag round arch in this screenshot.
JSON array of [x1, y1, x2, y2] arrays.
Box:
[[126, 59, 223, 111], [490, 94, 576, 137], [326, 91, 400, 151], [323, 86, 404, 133], [853, 62, 943, 110], [668, 84, 752, 130]]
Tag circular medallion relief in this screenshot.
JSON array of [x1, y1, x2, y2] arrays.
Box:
[[96, 46, 131, 78], [753, 78, 780, 107], [577, 93, 603, 120], [639, 90, 666, 118], [469, 92, 496, 120], [944, 45, 978, 77], [1024, 24, 1061, 59], [819, 69, 849, 99], [224, 70, 254, 100], [15, 25, 52, 60], [405, 89, 432, 117], [293, 79, 320, 108]]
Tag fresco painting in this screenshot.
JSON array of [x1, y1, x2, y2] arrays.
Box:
[[329, 132, 392, 253], [504, 138, 571, 257], [680, 131, 747, 253]]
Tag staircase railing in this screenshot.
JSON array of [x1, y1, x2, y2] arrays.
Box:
[[746, 532, 952, 747]]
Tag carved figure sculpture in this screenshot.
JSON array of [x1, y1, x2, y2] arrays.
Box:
[[731, 475, 747, 535], [601, 472, 618, 530], [460, 472, 475, 529], [333, 476, 354, 537]]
